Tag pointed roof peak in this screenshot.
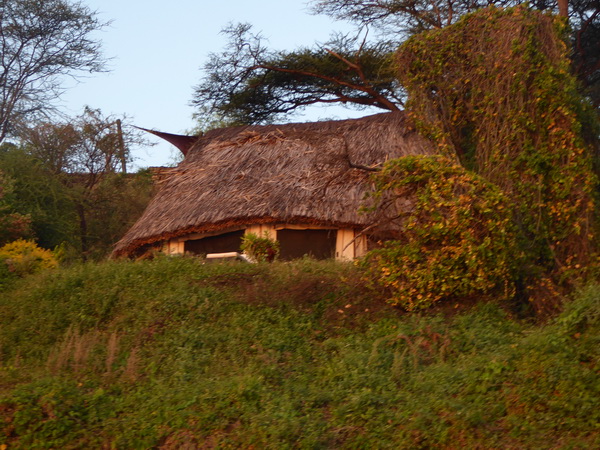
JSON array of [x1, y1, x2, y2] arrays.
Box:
[[135, 127, 199, 156]]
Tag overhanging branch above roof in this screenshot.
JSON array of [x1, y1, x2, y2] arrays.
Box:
[[135, 126, 199, 156]]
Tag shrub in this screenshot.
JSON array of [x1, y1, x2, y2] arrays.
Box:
[[0, 211, 33, 246], [0, 239, 58, 277], [396, 6, 597, 303], [240, 232, 280, 262], [361, 156, 519, 310], [0, 170, 34, 245]]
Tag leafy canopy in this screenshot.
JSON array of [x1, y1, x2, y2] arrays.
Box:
[[0, 169, 33, 246], [0, 110, 153, 260], [192, 24, 402, 126]]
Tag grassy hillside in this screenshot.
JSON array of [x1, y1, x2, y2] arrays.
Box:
[[0, 257, 598, 448]]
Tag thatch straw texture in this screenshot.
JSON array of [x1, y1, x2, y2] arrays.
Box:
[[113, 112, 433, 257]]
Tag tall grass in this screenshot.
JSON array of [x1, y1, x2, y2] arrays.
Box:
[[0, 257, 598, 447]]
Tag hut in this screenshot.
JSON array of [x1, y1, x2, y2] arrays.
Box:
[[112, 111, 434, 260]]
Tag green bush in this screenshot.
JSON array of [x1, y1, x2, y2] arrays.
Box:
[[0, 169, 34, 246], [240, 232, 280, 262], [361, 156, 519, 310]]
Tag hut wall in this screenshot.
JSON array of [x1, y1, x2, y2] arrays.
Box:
[[166, 240, 184, 255], [165, 227, 245, 256], [184, 230, 245, 255], [245, 224, 276, 240], [336, 228, 367, 260], [163, 224, 367, 260], [247, 224, 361, 260], [277, 228, 337, 260]]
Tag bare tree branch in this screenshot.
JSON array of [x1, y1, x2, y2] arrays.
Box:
[[0, 0, 108, 143]]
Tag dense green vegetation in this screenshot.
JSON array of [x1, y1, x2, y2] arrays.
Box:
[[397, 7, 597, 289], [1, 257, 598, 447], [0, 143, 154, 261]]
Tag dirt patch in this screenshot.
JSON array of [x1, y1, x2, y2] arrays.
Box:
[[193, 272, 260, 289], [189, 267, 516, 329], [191, 267, 401, 330]]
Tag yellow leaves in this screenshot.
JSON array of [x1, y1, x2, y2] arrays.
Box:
[[364, 157, 519, 311]]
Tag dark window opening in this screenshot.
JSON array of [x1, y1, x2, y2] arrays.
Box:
[[277, 229, 337, 260], [184, 230, 244, 255]]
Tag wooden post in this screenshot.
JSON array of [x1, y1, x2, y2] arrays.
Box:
[[116, 119, 127, 174]]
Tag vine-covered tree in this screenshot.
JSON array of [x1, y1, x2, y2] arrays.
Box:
[[0, 0, 108, 143], [393, 6, 597, 311], [192, 0, 599, 124]]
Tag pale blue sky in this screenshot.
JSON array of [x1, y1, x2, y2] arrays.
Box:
[[60, 0, 376, 168]]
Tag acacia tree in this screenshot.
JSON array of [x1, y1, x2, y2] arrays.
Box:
[[0, 0, 107, 143], [192, 24, 402, 125], [311, 0, 571, 31], [193, 0, 599, 124]]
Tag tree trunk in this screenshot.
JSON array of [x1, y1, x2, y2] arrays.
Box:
[[558, 0, 568, 17], [116, 119, 127, 174]]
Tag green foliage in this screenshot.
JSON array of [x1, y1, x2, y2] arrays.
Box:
[[17, 108, 151, 260], [0, 258, 598, 447], [80, 171, 155, 261], [4, 378, 113, 448], [395, 6, 598, 307], [0, 141, 154, 260], [240, 232, 280, 262], [361, 156, 519, 310], [0, 239, 58, 278], [0, 145, 76, 249], [0, 212, 33, 247], [0, 169, 33, 246]]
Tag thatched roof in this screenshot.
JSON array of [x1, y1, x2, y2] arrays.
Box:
[[113, 111, 434, 257]]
